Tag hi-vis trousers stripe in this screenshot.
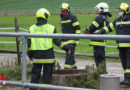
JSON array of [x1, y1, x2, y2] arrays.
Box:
[[124, 69, 130, 73], [119, 43, 130, 47], [90, 41, 106, 46], [33, 59, 55, 63]]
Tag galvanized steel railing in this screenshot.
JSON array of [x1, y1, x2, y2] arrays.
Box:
[[0, 32, 125, 90]]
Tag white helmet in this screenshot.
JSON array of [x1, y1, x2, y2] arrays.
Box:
[[95, 2, 109, 12]]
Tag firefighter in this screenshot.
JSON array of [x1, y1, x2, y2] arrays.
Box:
[[94, 3, 130, 85], [84, 2, 112, 71], [60, 3, 81, 69], [27, 8, 71, 90]]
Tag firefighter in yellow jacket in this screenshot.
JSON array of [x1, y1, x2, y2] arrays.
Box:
[[27, 8, 71, 90]]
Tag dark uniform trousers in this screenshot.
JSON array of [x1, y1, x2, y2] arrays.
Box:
[[65, 44, 76, 66], [30, 63, 54, 90], [93, 46, 106, 68], [119, 48, 130, 79]]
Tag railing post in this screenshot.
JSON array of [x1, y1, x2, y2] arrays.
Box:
[[100, 74, 120, 90], [21, 36, 27, 90]]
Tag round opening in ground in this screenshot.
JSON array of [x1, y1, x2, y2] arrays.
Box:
[[53, 69, 87, 74]]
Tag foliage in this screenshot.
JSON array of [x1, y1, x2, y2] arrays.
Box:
[[0, 63, 32, 81], [68, 62, 107, 89]]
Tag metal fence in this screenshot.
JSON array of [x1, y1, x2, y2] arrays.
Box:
[[0, 32, 127, 90], [0, 26, 120, 59]]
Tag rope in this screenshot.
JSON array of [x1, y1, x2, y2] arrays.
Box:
[[19, 28, 29, 32], [0, 27, 15, 30], [79, 42, 117, 48], [0, 41, 16, 44], [0, 27, 29, 32]]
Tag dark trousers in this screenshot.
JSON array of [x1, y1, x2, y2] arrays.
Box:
[[93, 46, 106, 68], [119, 48, 130, 79], [30, 63, 54, 90], [65, 44, 76, 68]]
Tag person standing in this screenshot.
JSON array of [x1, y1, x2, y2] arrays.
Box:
[[27, 8, 71, 90], [94, 3, 130, 85], [84, 2, 112, 71], [60, 3, 81, 69]]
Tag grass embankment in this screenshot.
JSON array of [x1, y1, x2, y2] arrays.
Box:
[[0, 0, 127, 13]]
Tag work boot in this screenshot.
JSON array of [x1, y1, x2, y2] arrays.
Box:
[[64, 67, 69, 70], [120, 79, 130, 85], [72, 66, 77, 69]]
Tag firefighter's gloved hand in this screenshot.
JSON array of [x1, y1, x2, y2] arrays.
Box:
[[83, 29, 87, 34], [29, 57, 33, 61], [84, 28, 91, 34], [67, 44, 75, 55], [93, 30, 101, 34], [63, 45, 71, 55], [75, 41, 79, 45], [68, 50, 71, 55]]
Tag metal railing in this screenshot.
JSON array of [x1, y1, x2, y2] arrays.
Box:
[[0, 80, 95, 90], [0, 32, 127, 90], [0, 26, 120, 59]]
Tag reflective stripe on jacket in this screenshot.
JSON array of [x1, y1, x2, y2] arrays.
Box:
[[90, 41, 106, 46]]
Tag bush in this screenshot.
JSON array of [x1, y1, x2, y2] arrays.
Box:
[[0, 63, 32, 81], [68, 62, 107, 89]]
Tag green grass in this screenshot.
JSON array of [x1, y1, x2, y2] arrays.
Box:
[[0, 0, 130, 13], [0, 14, 119, 56]]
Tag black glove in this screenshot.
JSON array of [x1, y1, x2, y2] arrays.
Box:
[[65, 44, 75, 55], [84, 28, 92, 34], [68, 44, 75, 50]]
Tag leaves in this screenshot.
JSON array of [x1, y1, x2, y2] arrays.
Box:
[[69, 63, 107, 89]]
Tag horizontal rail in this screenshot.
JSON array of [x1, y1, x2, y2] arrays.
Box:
[[0, 41, 16, 44], [0, 32, 130, 41], [0, 49, 119, 59], [0, 27, 15, 30], [0, 80, 96, 90], [55, 50, 119, 59]]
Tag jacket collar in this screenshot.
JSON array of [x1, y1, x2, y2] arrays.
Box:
[[123, 13, 130, 20], [36, 18, 47, 26]]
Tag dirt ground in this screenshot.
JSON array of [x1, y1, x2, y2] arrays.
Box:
[[56, 57, 124, 80], [0, 54, 124, 90]]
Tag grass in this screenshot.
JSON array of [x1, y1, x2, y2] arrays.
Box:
[[0, 14, 119, 57], [0, 0, 130, 13]]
